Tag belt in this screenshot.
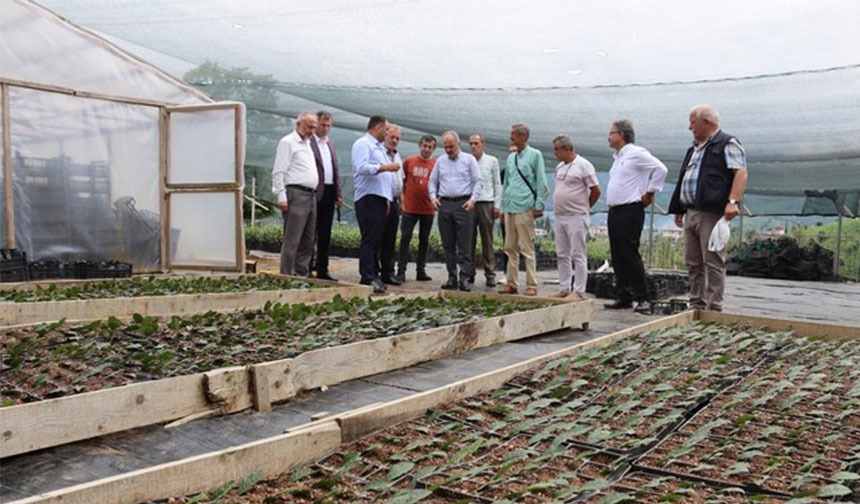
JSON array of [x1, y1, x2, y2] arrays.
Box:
[[287, 184, 315, 193], [440, 195, 469, 201]]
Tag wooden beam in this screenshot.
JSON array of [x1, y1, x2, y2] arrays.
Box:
[[259, 299, 594, 405], [2, 83, 13, 249], [698, 310, 860, 341], [1, 374, 208, 458], [0, 281, 371, 327], [12, 421, 341, 504]]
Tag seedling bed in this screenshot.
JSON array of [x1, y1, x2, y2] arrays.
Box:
[[1, 292, 590, 458], [0, 273, 371, 327], [157, 320, 860, 503]]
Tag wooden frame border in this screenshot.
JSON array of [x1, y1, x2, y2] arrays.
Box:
[[0, 292, 591, 458], [8, 310, 857, 503], [0, 274, 371, 327]]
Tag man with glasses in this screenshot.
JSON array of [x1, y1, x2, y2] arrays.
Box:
[[604, 120, 668, 314]]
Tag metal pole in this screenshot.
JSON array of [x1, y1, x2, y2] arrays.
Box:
[[834, 207, 843, 278], [647, 202, 655, 269], [250, 176, 256, 228]]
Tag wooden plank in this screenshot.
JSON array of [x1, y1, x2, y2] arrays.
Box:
[[261, 299, 594, 404], [204, 366, 253, 414], [11, 421, 341, 504], [2, 83, 14, 248], [0, 374, 209, 458], [250, 364, 272, 413], [698, 311, 860, 341], [336, 310, 696, 442], [0, 283, 371, 327]]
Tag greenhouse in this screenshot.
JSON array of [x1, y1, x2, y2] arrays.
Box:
[[1, 0, 246, 272], [1, 1, 859, 503]]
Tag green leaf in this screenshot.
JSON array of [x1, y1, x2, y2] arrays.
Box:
[[236, 470, 264, 495], [387, 489, 433, 504], [832, 471, 860, 481], [723, 462, 750, 476], [816, 483, 852, 497]]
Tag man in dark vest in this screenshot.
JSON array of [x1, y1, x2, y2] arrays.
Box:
[[310, 110, 342, 281], [669, 104, 748, 312]]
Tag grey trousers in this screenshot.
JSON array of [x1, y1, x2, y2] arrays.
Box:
[[280, 187, 317, 277], [684, 209, 726, 311], [438, 197, 474, 283]]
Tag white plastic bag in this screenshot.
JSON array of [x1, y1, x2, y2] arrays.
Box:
[[708, 217, 731, 252]]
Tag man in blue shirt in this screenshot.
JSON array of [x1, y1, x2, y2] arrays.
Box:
[[351, 116, 402, 293], [429, 131, 482, 291]]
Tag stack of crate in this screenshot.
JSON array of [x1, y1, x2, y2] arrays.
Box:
[[0, 249, 28, 282], [16, 156, 119, 259]]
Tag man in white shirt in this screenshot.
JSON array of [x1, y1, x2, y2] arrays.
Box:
[[604, 119, 668, 314], [272, 111, 319, 277], [551, 134, 601, 299], [468, 134, 502, 287]]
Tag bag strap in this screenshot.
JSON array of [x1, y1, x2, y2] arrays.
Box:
[[514, 153, 537, 203]]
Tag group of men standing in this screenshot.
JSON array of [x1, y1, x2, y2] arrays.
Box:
[[273, 103, 747, 312]]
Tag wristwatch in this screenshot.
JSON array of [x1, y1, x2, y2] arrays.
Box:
[[728, 198, 739, 205]]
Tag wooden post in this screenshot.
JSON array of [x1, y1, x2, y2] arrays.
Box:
[[2, 83, 14, 249], [251, 176, 256, 228], [834, 206, 843, 278]]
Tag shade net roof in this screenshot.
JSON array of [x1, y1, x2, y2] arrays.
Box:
[[20, 0, 860, 215]]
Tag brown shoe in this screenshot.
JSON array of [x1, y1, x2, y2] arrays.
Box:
[[498, 285, 518, 295], [552, 291, 570, 298], [523, 288, 538, 296]]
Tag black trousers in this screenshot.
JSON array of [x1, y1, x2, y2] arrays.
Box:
[[355, 195, 388, 283], [398, 213, 435, 274], [313, 184, 337, 275], [608, 202, 649, 302], [438, 197, 474, 283], [379, 198, 400, 277]]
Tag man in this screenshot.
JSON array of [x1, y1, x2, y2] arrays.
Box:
[[310, 110, 342, 281], [428, 131, 482, 291], [669, 104, 748, 312], [352, 115, 401, 293], [396, 135, 437, 283], [379, 124, 403, 285], [499, 123, 547, 296], [468, 134, 502, 288], [551, 134, 601, 299], [604, 119, 668, 314], [272, 111, 319, 277]]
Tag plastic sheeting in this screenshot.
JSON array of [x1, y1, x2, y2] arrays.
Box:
[[9, 86, 162, 268], [14, 0, 860, 216], [1, 0, 246, 271], [0, 0, 208, 104]]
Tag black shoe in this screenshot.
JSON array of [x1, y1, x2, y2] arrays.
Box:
[[316, 272, 337, 281], [467, 275, 475, 284], [634, 300, 653, 315], [371, 278, 387, 294], [485, 277, 497, 288], [416, 272, 432, 282], [604, 300, 633, 310], [441, 280, 458, 290], [382, 275, 402, 286], [459, 282, 471, 292], [394, 272, 405, 284]]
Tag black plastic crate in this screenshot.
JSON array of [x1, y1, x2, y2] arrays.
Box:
[[79, 261, 132, 279], [1, 249, 29, 282], [28, 260, 75, 281]]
